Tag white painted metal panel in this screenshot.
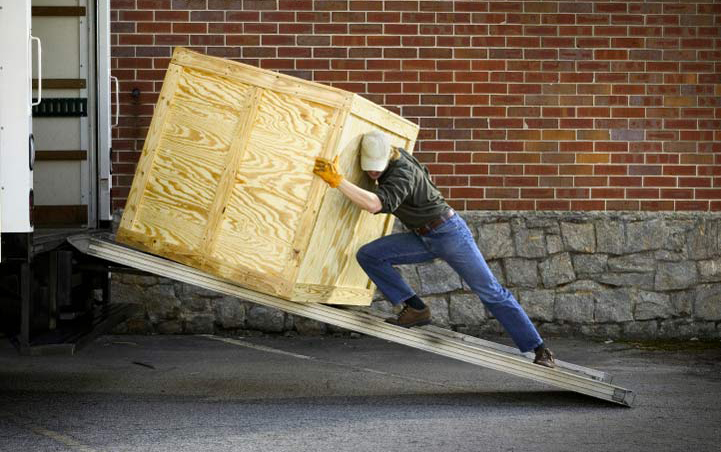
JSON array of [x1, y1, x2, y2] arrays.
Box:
[[32, 117, 82, 150], [33, 161, 82, 205], [31, 17, 81, 79], [35, 161, 82, 206], [97, 0, 113, 221], [0, 0, 33, 233]]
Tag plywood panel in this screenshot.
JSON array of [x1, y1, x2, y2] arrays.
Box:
[[172, 47, 351, 110], [119, 64, 184, 233], [209, 88, 338, 289]]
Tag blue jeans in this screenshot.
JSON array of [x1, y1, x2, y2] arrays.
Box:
[[356, 214, 543, 353]]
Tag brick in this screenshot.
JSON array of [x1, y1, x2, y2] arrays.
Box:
[[542, 130, 575, 141], [646, 61, 679, 72], [561, 119, 594, 129], [577, 84, 612, 94], [628, 165, 662, 176], [383, 48, 418, 59], [663, 166, 696, 177], [606, 200, 639, 209], [644, 177, 678, 187], [540, 176, 573, 187], [491, 141, 524, 152], [592, 188, 625, 198], [457, 24, 493, 34], [119, 10, 155, 21], [578, 130, 610, 140], [400, 11, 435, 22], [676, 201, 709, 211], [595, 140, 629, 152], [503, 177, 537, 188], [641, 201, 674, 210], [577, 153, 610, 164], [696, 189, 721, 199], [525, 118, 561, 128], [422, 72, 455, 83], [558, 165, 593, 176], [572, 200, 605, 210], [661, 189, 694, 199], [648, 85, 679, 95], [560, 141, 593, 152], [612, 108, 646, 118], [278, 0, 312, 9], [522, 188, 554, 198], [595, 26, 629, 36], [679, 177, 712, 188], [450, 187, 484, 198], [557, 188, 590, 198], [542, 154, 574, 164], [542, 84, 574, 95], [507, 130, 542, 141], [575, 176, 608, 186], [420, 0, 453, 12], [680, 154, 714, 165], [612, 154, 643, 165], [489, 48, 524, 59], [559, 49, 594, 60], [501, 200, 535, 210], [526, 95, 559, 106], [595, 50, 628, 60], [665, 96, 697, 107], [578, 14, 609, 25], [645, 154, 678, 164], [470, 176, 504, 186], [507, 153, 541, 164], [527, 142, 559, 152], [535, 200, 569, 210], [490, 165, 524, 175], [467, 200, 500, 210], [525, 165, 559, 175], [487, 188, 520, 198], [627, 188, 660, 198]]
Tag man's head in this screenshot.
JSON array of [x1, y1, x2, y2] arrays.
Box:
[[360, 131, 391, 179]]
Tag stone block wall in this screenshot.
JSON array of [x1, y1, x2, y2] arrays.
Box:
[[111, 212, 721, 340]]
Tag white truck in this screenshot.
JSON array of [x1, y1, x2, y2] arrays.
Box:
[[0, 0, 135, 354]]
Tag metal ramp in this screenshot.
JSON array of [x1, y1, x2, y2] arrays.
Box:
[[68, 234, 635, 407]]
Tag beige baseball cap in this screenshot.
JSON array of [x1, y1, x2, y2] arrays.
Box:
[[360, 130, 391, 172]]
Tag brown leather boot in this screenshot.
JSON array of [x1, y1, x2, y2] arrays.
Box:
[[533, 347, 556, 368], [385, 306, 431, 328]]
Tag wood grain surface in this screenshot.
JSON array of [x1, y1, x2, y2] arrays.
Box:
[[117, 48, 419, 305]]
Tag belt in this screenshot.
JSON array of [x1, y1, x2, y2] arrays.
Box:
[[413, 209, 455, 236]]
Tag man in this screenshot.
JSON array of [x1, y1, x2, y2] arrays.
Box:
[[313, 131, 555, 368]]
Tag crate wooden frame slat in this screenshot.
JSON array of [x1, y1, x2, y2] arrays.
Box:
[[117, 47, 419, 305]]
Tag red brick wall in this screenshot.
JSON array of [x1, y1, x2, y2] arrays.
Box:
[[110, 0, 721, 212]]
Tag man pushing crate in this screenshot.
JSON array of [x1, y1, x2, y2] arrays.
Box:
[[314, 131, 556, 368]]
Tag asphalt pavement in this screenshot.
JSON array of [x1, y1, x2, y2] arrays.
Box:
[[1, 333, 720, 452]]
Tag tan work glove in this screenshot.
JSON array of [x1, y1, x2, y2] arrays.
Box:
[[313, 156, 343, 188]]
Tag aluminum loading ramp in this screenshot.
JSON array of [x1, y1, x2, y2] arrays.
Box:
[[68, 234, 635, 407]]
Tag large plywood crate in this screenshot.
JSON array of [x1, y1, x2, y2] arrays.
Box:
[[116, 47, 419, 306]]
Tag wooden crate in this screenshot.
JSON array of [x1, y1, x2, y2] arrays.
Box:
[[116, 48, 419, 305]]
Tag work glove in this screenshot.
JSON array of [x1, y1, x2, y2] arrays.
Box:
[[313, 156, 343, 188]]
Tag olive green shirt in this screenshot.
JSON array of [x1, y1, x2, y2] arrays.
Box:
[[373, 148, 451, 229]]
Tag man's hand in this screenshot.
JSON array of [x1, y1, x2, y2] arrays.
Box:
[[313, 155, 343, 188]]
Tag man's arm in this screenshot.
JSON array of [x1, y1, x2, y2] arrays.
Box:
[[337, 179, 383, 213], [314, 156, 382, 213]]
